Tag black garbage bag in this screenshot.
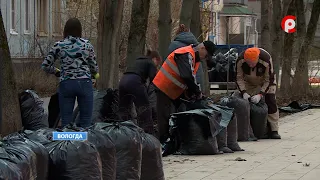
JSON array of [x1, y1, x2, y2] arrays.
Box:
[[0, 138, 37, 180], [24, 128, 103, 180], [278, 101, 320, 113], [140, 133, 164, 180], [220, 96, 253, 141], [94, 121, 143, 180], [62, 125, 117, 180], [24, 128, 55, 144], [250, 101, 268, 138], [46, 140, 102, 180], [173, 109, 222, 155], [0, 158, 23, 180], [102, 89, 120, 120], [19, 90, 49, 130], [3, 132, 49, 180], [73, 90, 108, 124], [48, 92, 60, 128], [186, 98, 234, 134], [226, 115, 244, 151], [161, 115, 181, 157]]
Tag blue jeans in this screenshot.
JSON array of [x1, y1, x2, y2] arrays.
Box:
[[59, 79, 93, 128]]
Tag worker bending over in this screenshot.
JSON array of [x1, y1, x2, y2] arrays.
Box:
[[118, 50, 161, 135], [153, 41, 215, 142], [236, 47, 281, 139]]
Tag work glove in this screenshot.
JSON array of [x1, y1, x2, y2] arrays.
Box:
[[242, 93, 251, 101], [54, 68, 61, 77], [251, 94, 262, 104]]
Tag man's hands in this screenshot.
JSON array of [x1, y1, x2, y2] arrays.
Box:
[[242, 93, 251, 100], [251, 94, 262, 104], [196, 92, 205, 100]]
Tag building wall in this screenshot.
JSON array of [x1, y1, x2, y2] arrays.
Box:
[[0, 0, 66, 59]]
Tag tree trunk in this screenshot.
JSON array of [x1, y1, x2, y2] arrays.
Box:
[[0, 10, 22, 136], [283, 0, 294, 16], [190, 0, 210, 96], [179, 0, 198, 29], [292, 0, 320, 97], [280, 0, 296, 96], [260, 0, 272, 52], [126, 0, 151, 67], [97, 0, 124, 89], [271, 0, 283, 89], [158, 0, 172, 60], [190, 0, 202, 39]]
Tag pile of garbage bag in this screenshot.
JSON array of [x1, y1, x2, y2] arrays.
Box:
[[161, 98, 243, 156], [220, 95, 256, 141], [94, 121, 164, 180], [209, 48, 238, 82], [19, 90, 49, 130], [1, 122, 164, 180], [0, 132, 49, 180], [25, 128, 104, 180], [62, 125, 117, 180]]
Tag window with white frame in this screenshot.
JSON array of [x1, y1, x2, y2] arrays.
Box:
[[52, 0, 62, 34], [37, 0, 48, 34], [11, 0, 17, 32], [25, 0, 30, 32]]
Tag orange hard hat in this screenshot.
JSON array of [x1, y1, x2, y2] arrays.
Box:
[[244, 47, 260, 62]]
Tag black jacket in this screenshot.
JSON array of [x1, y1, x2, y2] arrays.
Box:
[[125, 56, 157, 83], [174, 50, 202, 96]]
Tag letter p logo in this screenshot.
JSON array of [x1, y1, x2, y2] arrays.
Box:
[[281, 15, 296, 33]]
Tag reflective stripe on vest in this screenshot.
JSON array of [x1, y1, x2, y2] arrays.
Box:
[[159, 67, 187, 89], [152, 45, 199, 100]]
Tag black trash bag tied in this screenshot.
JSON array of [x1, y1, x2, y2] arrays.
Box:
[[0, 138, 37, 180], [250, 101, 268, 139], [172, 109, 222, 155], [3, 132, 49, 180], [24, 128, 103, 180], [62, 125, 117, 180], [45, 139, 103, 180], [140, 132, 165, 180], [19, 90, 49, 130], [94, 121, 143, 180]]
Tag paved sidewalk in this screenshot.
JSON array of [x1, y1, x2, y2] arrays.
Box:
[[163, 109, 320, 180]]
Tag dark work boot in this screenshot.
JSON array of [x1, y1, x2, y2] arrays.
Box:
[[270, 131, 281, 139]]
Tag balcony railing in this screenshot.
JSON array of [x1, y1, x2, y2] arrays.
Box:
[[223, 0, 248, 5]]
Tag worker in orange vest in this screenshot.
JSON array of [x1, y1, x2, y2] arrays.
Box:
[[153, 41, 215, 142]]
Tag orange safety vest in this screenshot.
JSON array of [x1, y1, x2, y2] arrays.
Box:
[[153, 45, 200, 100]]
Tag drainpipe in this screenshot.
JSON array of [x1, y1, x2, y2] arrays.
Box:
[[254, 17, 258, 47], [244, 18, 247, 45]]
